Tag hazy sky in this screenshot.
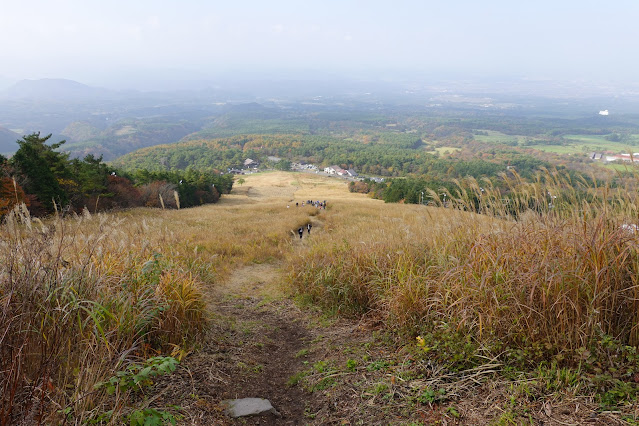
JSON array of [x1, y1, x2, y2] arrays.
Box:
[[2, 0, 638, 87]]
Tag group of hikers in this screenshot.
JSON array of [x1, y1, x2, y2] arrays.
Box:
[[290, 199, 327, 239], [297, 223, 312, 239], [288, 200, 327, 209]]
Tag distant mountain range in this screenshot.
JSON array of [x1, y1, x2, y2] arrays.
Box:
[[0, 78, 113, 101], [0, 76, 16, 91], [0, 78, 217, 157], [2, 76, 639, 161]]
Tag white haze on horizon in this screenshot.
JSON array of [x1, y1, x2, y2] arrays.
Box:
[[1, 0, 638, 90]]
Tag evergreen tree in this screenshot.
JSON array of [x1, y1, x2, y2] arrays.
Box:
[[69, 154, 110, 204], [10, 132, 70, 213]]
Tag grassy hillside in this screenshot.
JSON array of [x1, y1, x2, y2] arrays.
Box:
[[0, 172, 337, 424], [4, 171, 639, 424]]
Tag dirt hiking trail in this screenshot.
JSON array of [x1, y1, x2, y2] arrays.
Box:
[[155, 259, 399, 425], [150, 172, 373, 424], [152, 261, 318, 424]]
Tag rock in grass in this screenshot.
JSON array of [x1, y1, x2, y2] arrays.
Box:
[[222, 398, 281, 418]]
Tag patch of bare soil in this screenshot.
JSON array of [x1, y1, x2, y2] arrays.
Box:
[[151, 262, 315, 425], [151, 260, 412, 424]]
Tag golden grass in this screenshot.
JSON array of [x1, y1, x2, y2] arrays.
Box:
[[229, 170, 367, 201], [0, 207, 214, 423], [287, 170, 639, 375], [5, 169, 639, 420], [0, 171, 330, 422]]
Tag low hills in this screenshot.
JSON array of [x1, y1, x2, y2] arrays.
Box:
[[0, 78, 113, 100]]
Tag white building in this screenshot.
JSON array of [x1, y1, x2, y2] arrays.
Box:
[[324, 165, 347, 175], [605, 153, 639, 163]]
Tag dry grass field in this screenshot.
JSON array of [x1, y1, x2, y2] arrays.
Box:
[[3, 170, 639, 424]]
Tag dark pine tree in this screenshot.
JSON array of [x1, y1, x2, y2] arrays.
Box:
[[10, 132, 70, 213]]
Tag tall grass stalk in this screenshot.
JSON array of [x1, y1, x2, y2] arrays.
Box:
[[0, 205, 207, 424]]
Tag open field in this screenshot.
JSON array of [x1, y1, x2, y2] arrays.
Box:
[[603, 162, 639, 172], [475, 129, 639, 155], [229, 170, 366, 202], [534, 134, 639, 154], [430, 146, 462, 155], [3, 171, 639, 424], [474, 130, 527, 145]]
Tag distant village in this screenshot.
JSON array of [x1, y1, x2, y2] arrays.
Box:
[[226, 158, 385, 183], [589, 152, 639, 163]]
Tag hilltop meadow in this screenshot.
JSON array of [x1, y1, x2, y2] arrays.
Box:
[[3, 170, 639, 424]]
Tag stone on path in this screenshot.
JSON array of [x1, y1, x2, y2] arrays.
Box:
[[222, 398, 281, 418]]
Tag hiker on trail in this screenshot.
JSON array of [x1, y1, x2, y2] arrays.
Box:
[[298, 227, 304, 239], [307, 223, 312, 234]]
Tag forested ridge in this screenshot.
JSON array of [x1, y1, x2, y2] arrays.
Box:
[[0, 132, 232, 217], [113, 132, 554, 177]]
